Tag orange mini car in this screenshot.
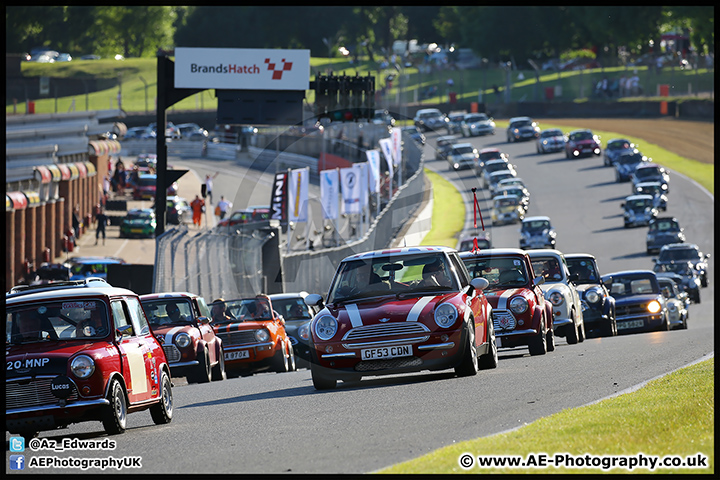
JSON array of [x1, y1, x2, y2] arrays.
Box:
[[211, 295, 296, 377]]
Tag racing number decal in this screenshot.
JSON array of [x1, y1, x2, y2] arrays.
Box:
[[125, 348, 148, 395]]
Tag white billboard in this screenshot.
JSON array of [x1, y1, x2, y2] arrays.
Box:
[[174, 47, 310, 90]]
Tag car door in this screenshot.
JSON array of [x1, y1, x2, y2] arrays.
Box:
[[193, 296, 219, 363], [110, 298, 155, 404]]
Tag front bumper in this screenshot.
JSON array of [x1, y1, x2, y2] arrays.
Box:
[[616, 313, 665, 333]]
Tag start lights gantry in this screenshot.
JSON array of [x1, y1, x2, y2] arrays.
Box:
[[310, 72, 375, 122]]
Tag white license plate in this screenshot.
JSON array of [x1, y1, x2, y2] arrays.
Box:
[[617, 319, 645, 330], [225, 350, 250, 360], [361, 345, 412, 360], [496, 337, 502, 348]]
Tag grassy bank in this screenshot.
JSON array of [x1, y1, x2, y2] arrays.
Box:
[[379, 357, 714, 474]]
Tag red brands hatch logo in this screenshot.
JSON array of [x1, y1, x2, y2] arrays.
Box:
[[265, 58, 293, 80]]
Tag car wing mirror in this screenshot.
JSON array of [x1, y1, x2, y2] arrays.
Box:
[[470, 277, 489, 293], [569, 272, 579, 283], [304, 293, 325, 309], [197, 316, 210, 325], [533, 275, 545, 287], [116, 324, 134, 340]]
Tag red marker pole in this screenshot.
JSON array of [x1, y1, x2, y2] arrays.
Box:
[[471, 188, 485, 253]]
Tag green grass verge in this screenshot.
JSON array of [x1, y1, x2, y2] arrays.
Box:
[[419, 169, 466, 248], [379, 358, 714, 474]]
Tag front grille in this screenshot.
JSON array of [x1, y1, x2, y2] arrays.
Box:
[[217, 330, 257, 346], [342, 322, 430, 342], [492, 310, 517, 331], [6, 378, 78, 410], [616, 303, 651, 318], [162, 345, 181, 363], [355, 357, 423, 372]]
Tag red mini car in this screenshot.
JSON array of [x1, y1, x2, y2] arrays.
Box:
[[564, 129, 602, 159], [6, 279, 173, 440], [304, 246, 496, 390], [211, 295, 296, 377], [140, 292, 226, 383], [460, 248, 555, 355]]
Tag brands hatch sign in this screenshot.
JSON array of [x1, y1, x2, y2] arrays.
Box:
[[174, 47, 310, 91]]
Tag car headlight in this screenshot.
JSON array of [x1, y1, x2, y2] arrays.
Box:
[[175, 332, 191, 348], [549, 292, 564, 306], [70, 355, 96, 379], [314, 315, 338, 341], [509, 296, 529, 314], [647, 300, 662, 313], [298, 322, 310, 341], [255, 329, 270, 342], [434, 303, 458, 328], [585, 287, 602, 304]]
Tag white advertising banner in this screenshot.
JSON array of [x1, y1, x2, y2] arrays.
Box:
[[377, 137, 394, 178], [320, 169, 339, 220], [288, 167, 310, 222], [366, 150, 381, 194], [353, 162, 369, 210], [340, 167, 361, 214], [391, 127, 403, 166], [174, 47, 310, 90]]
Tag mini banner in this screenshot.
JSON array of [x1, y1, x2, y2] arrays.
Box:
[[57, 164, 71, 181], [84, 161, 97, 177], [366, 150, 381, 194], [320, 169, 339, 220], [353, 162, 369, 210], [340, 167, 361, 214], [174, 47, 310, 91], [269, 171, 288, 221], [391, 127, 402, 166], [46, 164, 62, 182], [288, 167, 309, 223], [34, 166, 52, 184], [377, 137, 394, 179]]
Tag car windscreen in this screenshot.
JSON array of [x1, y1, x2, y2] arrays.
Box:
[[607, 140, 630, 150], [137, 177, 156, 187], [452, 146, 474, 155], [522, 220, 550, 232], [465, 114, 487, 122], [658, 248, 700, 262], [571, 131, 593, 140], [7, 300, 110, 344], [512, 120, 532, 127], [618, 153, 643, 165], [604, 274, 659, 296], [272, 298, 312, 321], [566, 258, 600, 283], [462, 256, 529, 290], [541, 130, 562, 138], [142, 299, 194, 326]]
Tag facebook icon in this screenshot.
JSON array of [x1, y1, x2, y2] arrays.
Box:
[[9, 454, 25, 470]]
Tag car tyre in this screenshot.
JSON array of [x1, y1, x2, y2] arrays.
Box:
[[477, 319, 498, 370], [455, 322, 479, 377], [149, 370, 173, 425], [188, 348, 212, 384], [578, 321, 586, 342], [310, 362, 337, 390], [287, 343, 297, 372], [273, 342, 289, 373], [693, 289, 701, 304], [528, 321, 547, 356], [546, 327, 555, 352], [211, 348, 226, 381], [566, 318, 579, 345], [102, 379, 127, 435]]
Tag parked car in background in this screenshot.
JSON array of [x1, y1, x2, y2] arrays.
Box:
[[519, 216, 557, 250], [6, 279, 173, 440], [212, 295, 296, 377], [482, 159, 516, 188], [657, 276, 689, 330], [165, 196, 192, 225], [269, 292, 321, 368], [217, 209, 252, 229], [140, 292, 225, 383], [565, 253, 617, 338], [601, 270, 670, 333], [413, 108, 448, 133], [124, 126, 156, 140], [371, 109, 396, 127], [646, 217, 685, 254], [176, 123, 209, 141], [65, 256, 126, 281], [461, 112, 495, 137], [446, 143, 479, 171], [133, 173, 157, 200], [655, 243, 710, 288], [527, 249, 586, 344], [134, 153, 157, 173], [564, 129, 602, 158], [445, 112, 466, 135], [435, 135, 456, 160], [304, 246, 495, 389], [495, 185, 530, 214], [401, 125, 426, 146], [603, 138, 635, 166], [476, 148, 509, 174], [491, 194, 525, 226], [487, 170, 519, 196], [652, 261, 702, 304], [536, 128, 566, 154], [631, 162, 670, 193], [149, 121, 182, 139], [614, 151, 649, 182], [622, 194, 658, 228], [506, 116, 540, 143], [461, 248, 555, 356], [457, 231, 492, 252], [119, 208, 156, 238], [634, 181, 668, 211]]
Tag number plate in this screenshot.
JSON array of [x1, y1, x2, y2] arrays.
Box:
[[225, 350, 250, 361], [617, 319, 645, 330], [361, 345, 412, 361]]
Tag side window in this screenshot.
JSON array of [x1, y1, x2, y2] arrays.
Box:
[[111, 301, 133, 337], [196, 297, 211, 318], [126, 297, 150, 336]]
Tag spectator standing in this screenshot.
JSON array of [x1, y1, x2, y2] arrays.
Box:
[[72, 205, 82, 239], [95, 207, 108, 245], [217, 196, 232, 220], [204, 172, 219, 205], [191, 195, 205, 228]]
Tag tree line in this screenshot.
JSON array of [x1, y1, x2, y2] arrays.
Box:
[[6, 6, 714, 66]]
